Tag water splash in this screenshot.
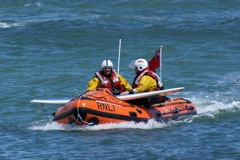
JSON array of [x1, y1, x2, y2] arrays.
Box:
[[29, 119, 170, 132], [190, 96, 240, 120]]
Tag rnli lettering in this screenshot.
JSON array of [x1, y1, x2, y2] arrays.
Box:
[[97, 102, 116, 112]]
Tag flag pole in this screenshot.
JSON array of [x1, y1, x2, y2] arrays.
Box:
[[159, 44, 163, 79], [117, 39, 121, 74]]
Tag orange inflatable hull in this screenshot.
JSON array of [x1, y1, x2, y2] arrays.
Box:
[[53, 89, 197, 126]]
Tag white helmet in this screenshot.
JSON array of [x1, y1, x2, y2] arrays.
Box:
[[101, 59, 113, 69], [134, 58, 148, 71]]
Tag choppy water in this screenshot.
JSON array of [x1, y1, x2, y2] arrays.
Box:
[[1, 1, 240, 160]]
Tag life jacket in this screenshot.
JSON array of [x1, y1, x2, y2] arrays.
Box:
[[95, 69, 124, 94], [132, 68, 163, 91]]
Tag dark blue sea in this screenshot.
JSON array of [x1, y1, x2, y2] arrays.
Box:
[[1, 1, 240, 159]]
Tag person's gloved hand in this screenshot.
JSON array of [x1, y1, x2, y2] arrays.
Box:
[[120, 90, 134, 95], [112, 88, 120, 95]]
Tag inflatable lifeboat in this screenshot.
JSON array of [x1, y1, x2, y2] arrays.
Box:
[[52, 88, 197, 126]]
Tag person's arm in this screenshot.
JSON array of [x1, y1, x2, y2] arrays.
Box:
[[120, 75, 156, 95], [118, 74, 132, 91], [133, 75, 157, 93], [87, 77, 101, 90]]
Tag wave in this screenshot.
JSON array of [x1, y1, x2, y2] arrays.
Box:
[[0, 22, 25, 28]]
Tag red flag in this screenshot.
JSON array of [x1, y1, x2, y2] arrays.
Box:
[[148, 49, 160, 72]]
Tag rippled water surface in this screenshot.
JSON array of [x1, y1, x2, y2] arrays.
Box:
[[1, 1, 240, 159]]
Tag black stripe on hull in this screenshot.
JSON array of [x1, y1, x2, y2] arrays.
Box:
[[53, 107, 197, 124], [53, 108, 78, 122]]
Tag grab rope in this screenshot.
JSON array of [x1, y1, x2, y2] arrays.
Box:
[[75, 96, 93, 125]]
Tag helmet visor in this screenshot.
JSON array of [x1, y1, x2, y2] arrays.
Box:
[[128, 60, 136, 69]]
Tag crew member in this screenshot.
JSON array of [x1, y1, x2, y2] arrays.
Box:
[[121, 58, 166, 106], [87, 59, 132, 95], [122, 58, 163, 94]]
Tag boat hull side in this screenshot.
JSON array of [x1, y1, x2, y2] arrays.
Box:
[[53, 98, 197, 125]]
